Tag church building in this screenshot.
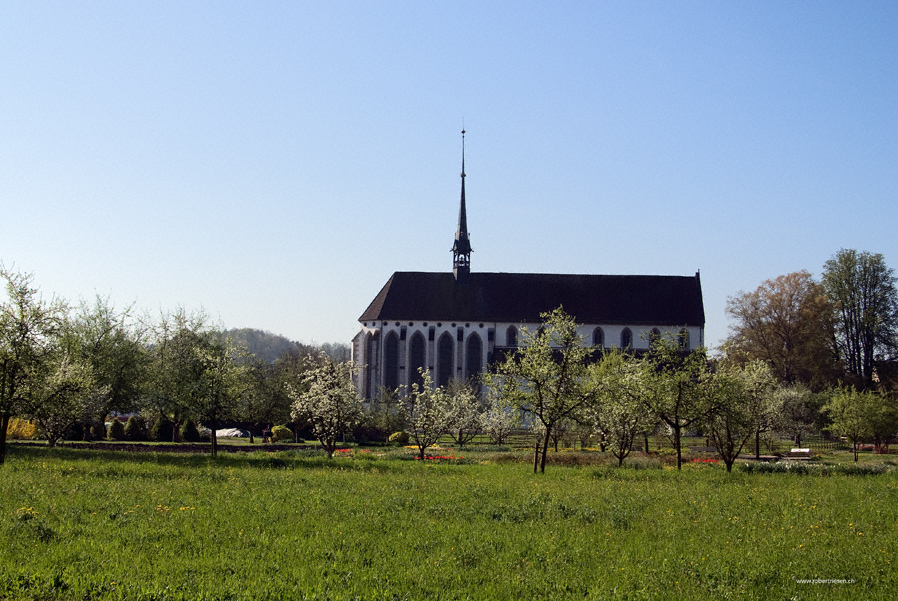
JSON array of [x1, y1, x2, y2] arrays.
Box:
[[351, 133, 705, 399]]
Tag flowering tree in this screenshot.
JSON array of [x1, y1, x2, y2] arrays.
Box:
[[290, 353, 363, 458], [0, 267, 64, 464], [824, 387, 882, 461], [445, 378, 482, 447], [481, 386, 517, 445], [485, 307, 600, 473], [404, 368, 453, 460], [705, 361, 776, 472], [589, 350, 647, 467], [641, 335, 713, 470]]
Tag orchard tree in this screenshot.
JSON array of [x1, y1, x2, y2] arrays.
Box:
[[641, 335, 713, 470], [290, 353, 363, 458], [70, 296, 147, 436], [193, 335, 248, 457], [481, 387, 517, 445], [144, 309, 211, 441], [774, 383, 822, 448], [0, 267, 64, 464], [824, 387, 881, 461], [25, 331, 97, 447], [704, 361, 776, 472], [823, 249, 898, 389], [589, 350, 646, 467], [403, 368, 453, 460], [725, 271, 837, 389], [445, 378, 482, 447], [484, 307, 600, 473]]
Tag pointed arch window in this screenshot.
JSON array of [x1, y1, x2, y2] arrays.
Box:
[[678, 328, 690, 351], [437, 332, 454, 388], [506, 325, 518, 347], [364, 333, 376, 400], [465, 333, 483, 385], [384, 331, 399, 391], [592, 327, 605, 348], [409, 331, 426, 390], [620, 328, 633, 350]]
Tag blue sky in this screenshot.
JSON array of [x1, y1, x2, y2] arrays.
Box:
[[2, 2, 896, 349]]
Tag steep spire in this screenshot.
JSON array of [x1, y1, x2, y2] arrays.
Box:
[[452, 129, 472, 282]]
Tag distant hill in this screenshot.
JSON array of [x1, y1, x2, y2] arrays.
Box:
[[222, 328, 349, 363]]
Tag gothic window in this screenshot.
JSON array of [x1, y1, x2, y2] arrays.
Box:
[[364, 333, 375, 400], [506, 325, 518, 347], [620, 328, 633, 349], [465, 333, 483, 385], [409, 331, 426, 390], [437, 332, 454, 388], [384, 331, 399, 391], [592, 327, 604, 348], [678, 328, 690, 351]]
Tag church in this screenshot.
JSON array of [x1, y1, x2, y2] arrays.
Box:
[[351, 133, 705, 400]]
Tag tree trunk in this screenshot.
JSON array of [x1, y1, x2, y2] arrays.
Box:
[[755, 431, 761, 459], [210, 414, 218, 457], [674, 426, 683, 470], [539, 431, 551, 473]]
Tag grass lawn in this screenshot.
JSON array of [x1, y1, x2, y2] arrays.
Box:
[[1, 443, 896, 600]]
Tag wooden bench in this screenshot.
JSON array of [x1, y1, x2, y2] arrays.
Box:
[[782, 448, 812, 460]]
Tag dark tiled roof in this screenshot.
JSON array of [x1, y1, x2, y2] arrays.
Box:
[[359, 272, 705, 326]]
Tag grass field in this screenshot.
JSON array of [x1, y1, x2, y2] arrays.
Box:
[[1, 443, 896, 600]]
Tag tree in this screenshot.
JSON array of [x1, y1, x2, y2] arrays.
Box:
[[25, 337, 97, 447], [774, 383, 822, 448], [69, 296, 147, 437], [290, 353, 363, 458], [234, 358, 291, 443], [193, 335, 248, 457], [704, 361, 776, 472], [403, 368, 454, 460], [484, 307, 599, 473], [641, 335, 712, 470], [824, 387, 881, 461], [444, 378, 482, 447], [822, 249, 898, 389], [589, 350, 647, 467], [0, 267, 63, 464], [724, 271, 837, 389], [144, 309, 211, 442], [481, 398, 516, 445]]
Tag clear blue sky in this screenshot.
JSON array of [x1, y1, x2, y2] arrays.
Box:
[[2, 2, 896, 349]]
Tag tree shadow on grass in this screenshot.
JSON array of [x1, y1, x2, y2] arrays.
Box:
[[7, 442, 403, 474]]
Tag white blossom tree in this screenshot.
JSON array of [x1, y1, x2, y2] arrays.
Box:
[[404, 368, 453, 459], [589, 350, 647, 467], [290, 353, 363, 458], [445, 378, 482, 447]]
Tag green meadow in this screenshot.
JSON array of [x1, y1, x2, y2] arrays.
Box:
[[1, 444, 896, 601]]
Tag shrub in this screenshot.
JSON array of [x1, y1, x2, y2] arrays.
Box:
[[124, 416, 148, 441], [90, 422, 107, 440], [271, 425, 294, 443], [7, 418, 37, 440], [108, 419, 125, 441], [388, 431, 410, 445], [150, 418, 174, 442], [180, 420, 201, 443]]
